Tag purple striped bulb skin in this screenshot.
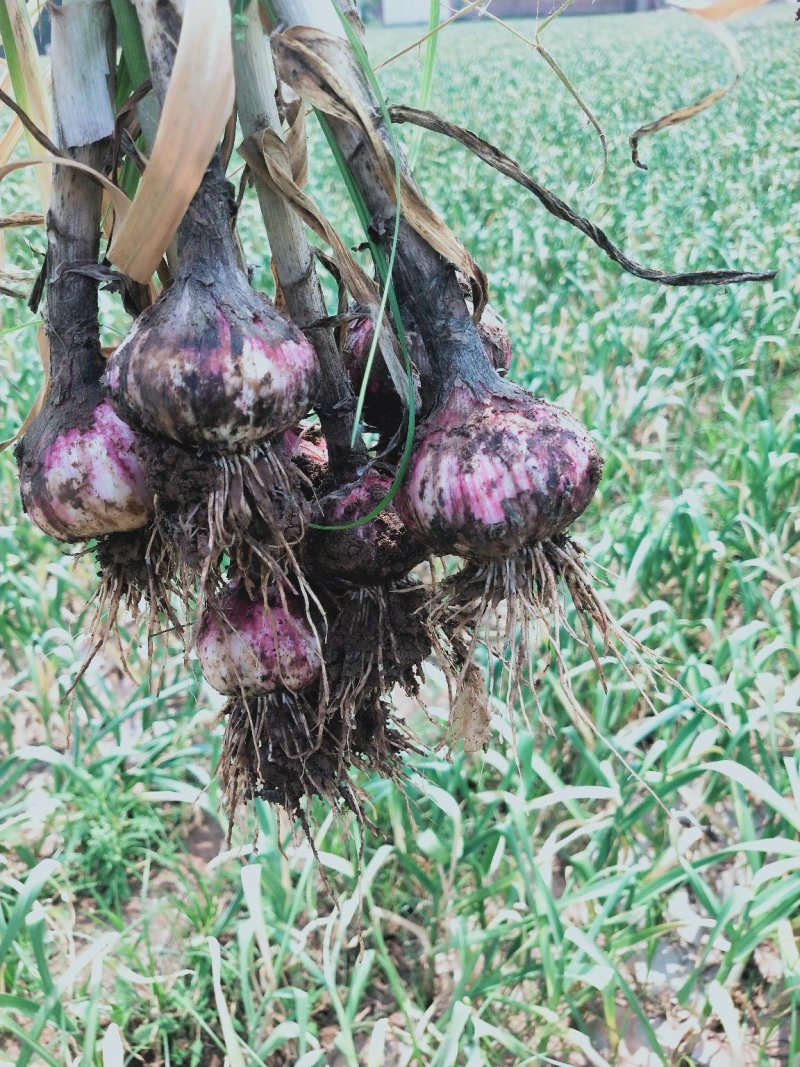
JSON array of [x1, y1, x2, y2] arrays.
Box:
[[283, 425, 329, 488], [345, 308, 510, 387], [197, 585, 321, 697], [396, 383, 603, 560], [343, 309, 510, 432], [308, 468, 426, 585], [19, 398, 153, 542], [105, 284, 319, 451]]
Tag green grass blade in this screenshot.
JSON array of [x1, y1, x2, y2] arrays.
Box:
[[0, 0, 51, 207], [0, 1018, 63, 1067], [0, 858, 59, 964], [407, 0, 440, 170]]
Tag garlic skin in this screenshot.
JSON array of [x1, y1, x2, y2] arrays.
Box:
[[343, 300, 511, 433], [342, 311, 422, 435], [197, 585, 321, 697], [105, 284, 318, 451], [308, 467, 426, 586], [283, 424, 329, 489], [396, 383, 603, 560], [19, 398, 153, 542], [475, 303, 512, 375]]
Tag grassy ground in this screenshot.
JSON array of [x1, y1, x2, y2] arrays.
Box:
[[1, 6, 798, 1065]]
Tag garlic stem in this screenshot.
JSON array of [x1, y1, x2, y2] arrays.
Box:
[[233, 2, 365, 470], [268, 0, 492, 403]]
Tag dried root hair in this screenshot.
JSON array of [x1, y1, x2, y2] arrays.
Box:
[[200, 444, 309, 593], [142, 438, 318, 628], [434, 536, 701, 730], [321, 579, 433, 724], [70, 524, 184, 693], [215, 581, 431, 836], [218, 688, 414, 841]]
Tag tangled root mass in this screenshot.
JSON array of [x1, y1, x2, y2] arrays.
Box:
[[70, 525, 183, 691], [218, 689, 413, 833], [435, 536, 657, 719], [140, 436, 311, 605], [321, 580, 433, 717]]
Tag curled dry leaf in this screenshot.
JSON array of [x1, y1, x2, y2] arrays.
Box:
[[272, 25, 489, 319], [390, 105, 775, 287], [107, 0, 234, 283], [443, 663, 492, 755], [0, 210, 43, 228], [0, 281, 26, 298], [0, 155, 131, 224], [629, 0, 771, 169], [239, 133, 375, 301], [50, 260, 153, 317], [284, 99, 309, 188], [0, 155, 131, 323]]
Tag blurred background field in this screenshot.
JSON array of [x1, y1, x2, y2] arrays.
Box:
[[1, 5, 798, 1065]]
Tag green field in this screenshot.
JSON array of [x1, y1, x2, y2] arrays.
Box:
[[1, 6, 798, 1064]]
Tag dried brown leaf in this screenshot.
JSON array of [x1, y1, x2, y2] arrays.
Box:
[[0, 210, 43, 228], [390, 105, 773, 287], [239, 131, 409, 401], [690, 0, 771, 18], [107, 0, 234, 283], [0, 155, 131, 221], [629, 0, 770, 169], [285, 101, 308, 188], [442, 664, 491, 755], [241, 132, 375, 305], [273, 26, 488, 318]]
